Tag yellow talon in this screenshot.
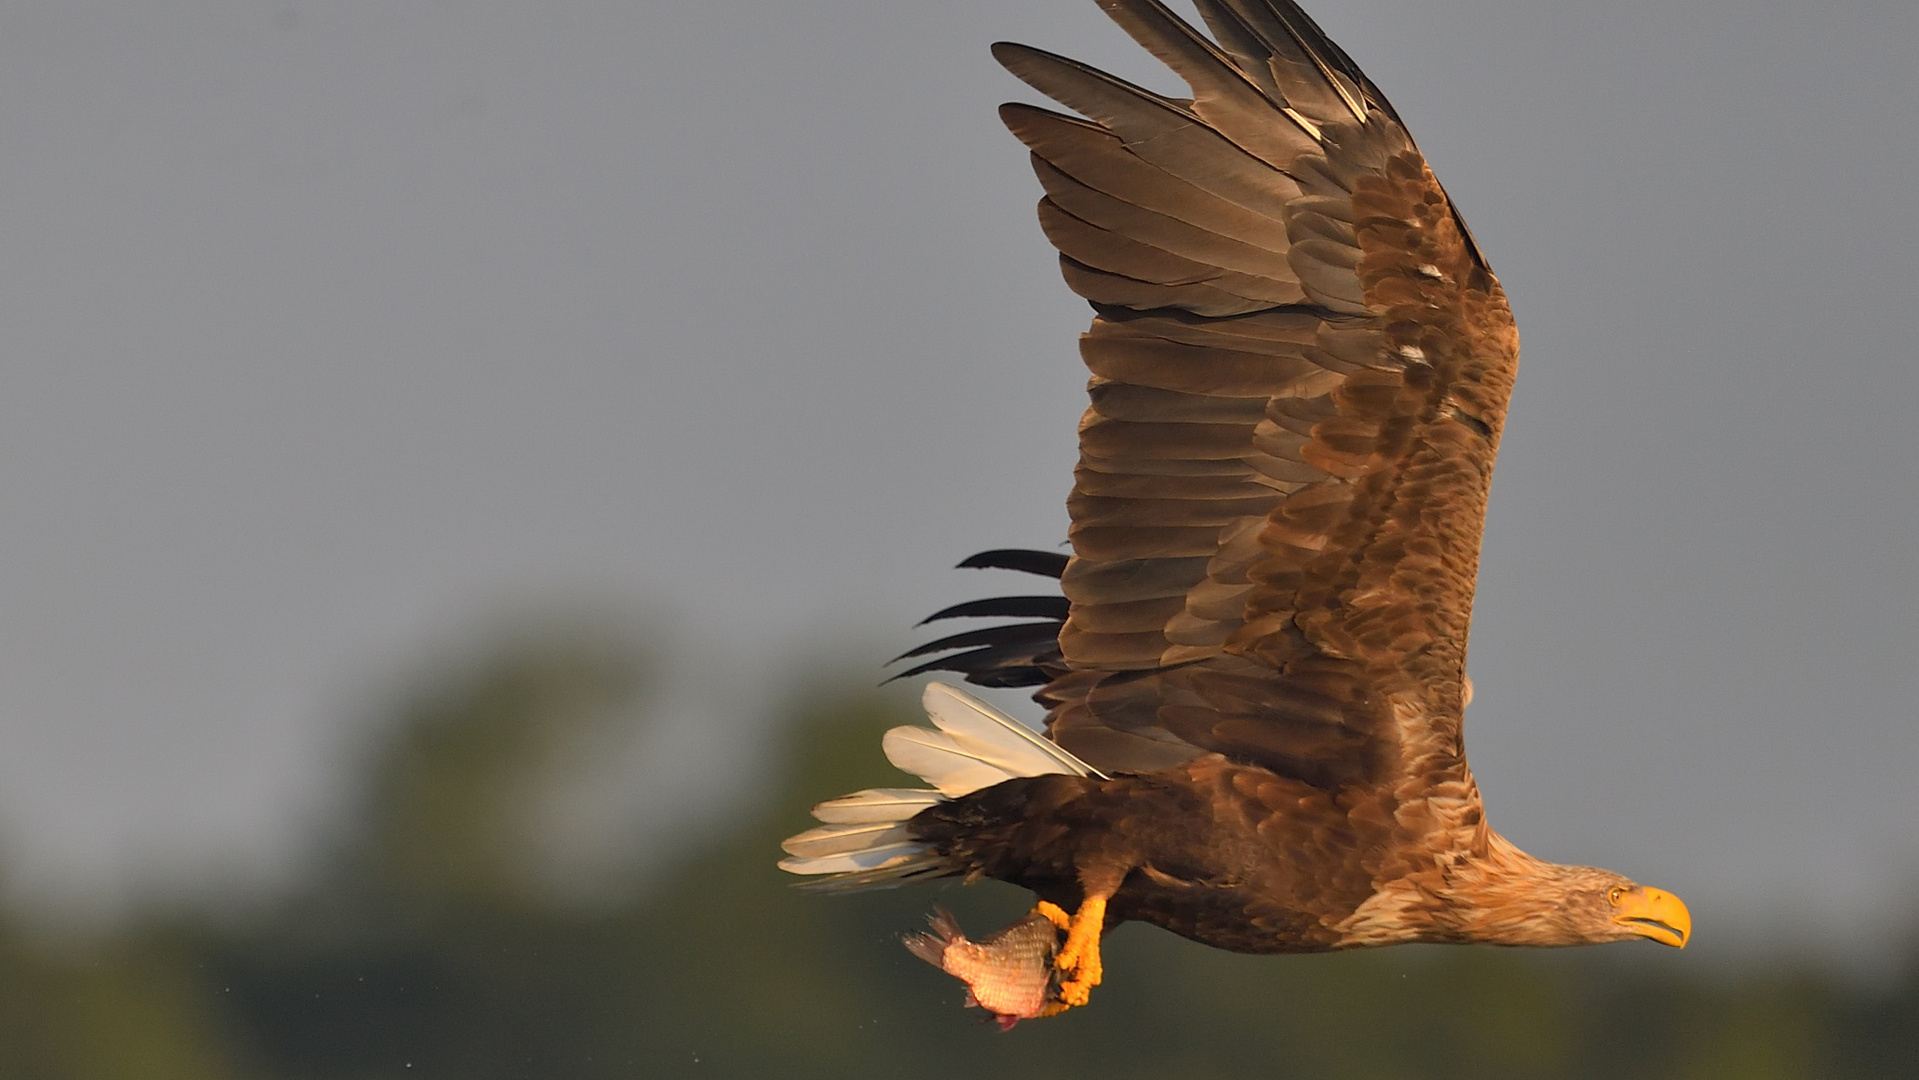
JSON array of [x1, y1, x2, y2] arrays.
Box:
[[1033, 900, 1072, 931], [1050, 894, 1107, 1009]]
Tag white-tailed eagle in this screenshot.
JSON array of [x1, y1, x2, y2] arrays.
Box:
[[780, 0, 1688, 1025]]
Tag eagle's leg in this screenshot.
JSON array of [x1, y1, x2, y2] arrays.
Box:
[[1035, 891, 1109, 1008]]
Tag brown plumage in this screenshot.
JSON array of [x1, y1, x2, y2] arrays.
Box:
[[781, 0, 1688, 1016]]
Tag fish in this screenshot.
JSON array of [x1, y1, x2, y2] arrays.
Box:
[[902, 906, 1062, 1029]]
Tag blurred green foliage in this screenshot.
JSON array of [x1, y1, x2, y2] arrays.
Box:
[[0, 627, 1913, 1079]]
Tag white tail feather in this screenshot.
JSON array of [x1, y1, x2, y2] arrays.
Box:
[[781, 821, 915, 859], [921, 682, 1102, 780], [778, 682, 1101, 890], [776, 840, 929, 876], [809, 787, 943, 824], [881, 726, 1028, 797]]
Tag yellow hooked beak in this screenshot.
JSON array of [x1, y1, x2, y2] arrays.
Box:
[[1612, 885, 1690, 948]]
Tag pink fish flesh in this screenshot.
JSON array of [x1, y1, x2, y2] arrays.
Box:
[[903, 906, 1061, 1030]]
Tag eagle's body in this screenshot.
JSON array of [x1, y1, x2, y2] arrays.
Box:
[[914, 761, 1648, 955], [780, 0, 1688, 1017]]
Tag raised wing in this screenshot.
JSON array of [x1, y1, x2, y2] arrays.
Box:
[[997, 0, 1519, 787]]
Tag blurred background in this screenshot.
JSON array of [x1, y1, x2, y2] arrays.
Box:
[[0, 0, 1913, 1076]]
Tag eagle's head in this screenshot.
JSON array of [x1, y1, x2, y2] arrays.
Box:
[[1540, 866, 1692, 948], [1597, 879, 1691, 947]]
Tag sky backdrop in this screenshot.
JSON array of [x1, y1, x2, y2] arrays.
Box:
[[0, 0, 1913, 954]]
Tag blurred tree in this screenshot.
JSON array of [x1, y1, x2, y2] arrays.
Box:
[[0, 920, 243, 1080], [346, 625, 651, 917]]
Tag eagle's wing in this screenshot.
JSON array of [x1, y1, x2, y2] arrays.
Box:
[[1001, 0, 1518, 788]]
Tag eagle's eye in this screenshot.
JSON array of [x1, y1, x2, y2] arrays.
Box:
[[1608, 887, 1625, 905]]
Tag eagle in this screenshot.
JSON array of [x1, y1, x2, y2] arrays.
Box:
[[780, 0, 1689, 1021]]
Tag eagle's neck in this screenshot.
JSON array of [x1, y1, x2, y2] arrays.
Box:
[[1437, 831, 1604, 946], [1331, 769, 1622, 949]]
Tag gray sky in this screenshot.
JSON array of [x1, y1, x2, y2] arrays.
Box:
[[0, 0, 1914, 950]]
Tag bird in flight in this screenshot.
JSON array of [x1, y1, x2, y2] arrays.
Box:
[[780, 0, 1689, 1024]]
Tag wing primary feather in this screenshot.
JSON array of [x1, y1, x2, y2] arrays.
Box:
[[1190, 0, 1283, 98], [885, 644, 1058, 688], [917, 595, 1072, 625], [993, 40, 1197, 122], [956, 549, 1069, 577], [1093, 0, 1326, 152], [1219, 0, 1373, 124], [891, 621, 1064, 663]]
